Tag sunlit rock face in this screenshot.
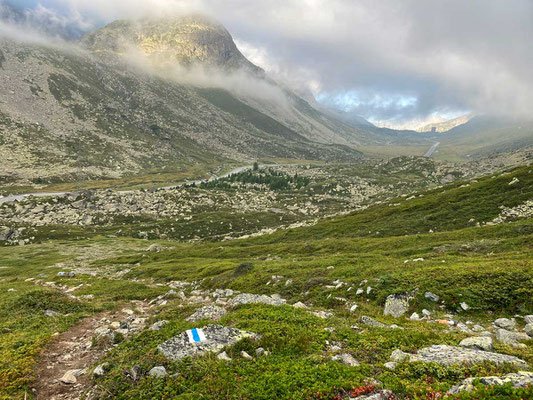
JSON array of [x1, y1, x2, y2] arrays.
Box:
[[82, 15, 261, 72]]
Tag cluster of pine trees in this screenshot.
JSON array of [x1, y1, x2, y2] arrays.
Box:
[[202, 166, 310, 191]]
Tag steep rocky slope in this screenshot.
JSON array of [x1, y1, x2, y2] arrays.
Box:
[[0, 29, 363, 186]]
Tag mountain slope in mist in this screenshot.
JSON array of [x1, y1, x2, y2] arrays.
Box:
[[0, 16, 373, 185], [436, 115, 533, 159]]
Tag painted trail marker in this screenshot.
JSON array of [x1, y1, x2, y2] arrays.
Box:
[[186, 328, 206, 343]]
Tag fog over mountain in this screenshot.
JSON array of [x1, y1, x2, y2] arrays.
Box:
[[2, 0, 532, 128]]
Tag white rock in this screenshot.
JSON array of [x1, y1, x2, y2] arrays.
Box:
[[217, 351, 232, 361], [148, 366, 167, 378], [410, 312, 420, 320], [384, 362, 397, 370]]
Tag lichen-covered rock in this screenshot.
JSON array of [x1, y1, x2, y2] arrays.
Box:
[[524, 324, 533, 337], [360, 316, 390, 328], [408, 345, 527, 367], [448, 371, 533, 394], [331, 353, 359, 367], [349, 390, 395, 400], [186, 305, 227, 322], [148, 366, 167, 378], [158, 325, 258, 361], [525, 315, 533, 325], [310, 310, 334, 319], [459, 336, 494, 352], [493, 318, 516, 330], [390, 349, 409, 362], [150, 320, 170, 331], [384, 362, 397, 370], [383, 294, 413, 318], [495, 328, 529, 347], [424, 291, 440, 302], [227, 293, 286, 307]]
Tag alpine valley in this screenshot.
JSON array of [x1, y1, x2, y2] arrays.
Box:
[[0, 6, 532, 400]]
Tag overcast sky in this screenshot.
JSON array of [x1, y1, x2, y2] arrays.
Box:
[[3, 0, 533, 128]]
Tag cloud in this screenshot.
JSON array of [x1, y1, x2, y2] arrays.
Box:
[[2, 0, 533, 123]]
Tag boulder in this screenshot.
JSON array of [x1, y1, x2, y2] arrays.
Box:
[[448, 371, 533, 394], [292, 302, 308, 309], [331, 353, 359, 367], [360, 316, 390, 329], [241, 351, 253, 360], [158, 325, 258, 361], [57, 271, 76, 278], [408, 345, 527, 367], [93, 363, 108, 377], [310, 310, 334, 319], [524, 315, 533, 324], [44, 309, 60, 317], [495, 328, 529, 347], [424, 292, 440, 302], [384, 294, 413, 318], [459, 336, 494, 352], [150, 320, 170, 331], [59, 369, 85, 384], [186, 305, 227, 322], [493, 318, 516, 330], [349, 390, 395, 400], [390, 349, 409, 362], [384, 362, 397, 370], [146, 244, 162, 252], [525, 324, 533, 337], [228, 293, 286, 307], [148, 366, 167, 378], [217, 351, 231, 361], [409, 312, 420, 320]]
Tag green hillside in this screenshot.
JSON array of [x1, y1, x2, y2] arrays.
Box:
[[0, 165, 531, 399]]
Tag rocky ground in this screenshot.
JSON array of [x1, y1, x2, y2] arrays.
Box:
[[1, 153, 531, 246], [26, 274, 533, 399]]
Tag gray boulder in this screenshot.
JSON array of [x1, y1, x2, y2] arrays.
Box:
[[459, 336, 494, 352], [217, 351, 231, 361], [525, 324, 533, 337], [57, 271, 76, 278], [93, 363, 109, 377], [349, 390, 395, 400], [228, 293, 286, 307], [384, 362, 397, 370], [493, 318, 516, 330], [150, 320, 170, 331], [524, 315, 533, 324], [448, 371, 533, 394], [384, 294, 413, 318], [331, 353, 359, 367], [495, 328, 529, 347], [408, 345, 527, 367], [360, 316, 390, 329], [186, 305, 227, 322], [0, 227, 15, 241], [424, 292, 440, 302], [158, 325, 258, 361], [148, 366, 167, 378], [310, 310, 334, 319], [390, 349, 409, 362]]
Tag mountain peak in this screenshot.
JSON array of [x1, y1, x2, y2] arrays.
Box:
[[82, 14, 261, 71]]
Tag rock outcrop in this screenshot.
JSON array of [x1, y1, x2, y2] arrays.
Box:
[[407, 345, 527, 367], [158, 325, 258, 361]]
